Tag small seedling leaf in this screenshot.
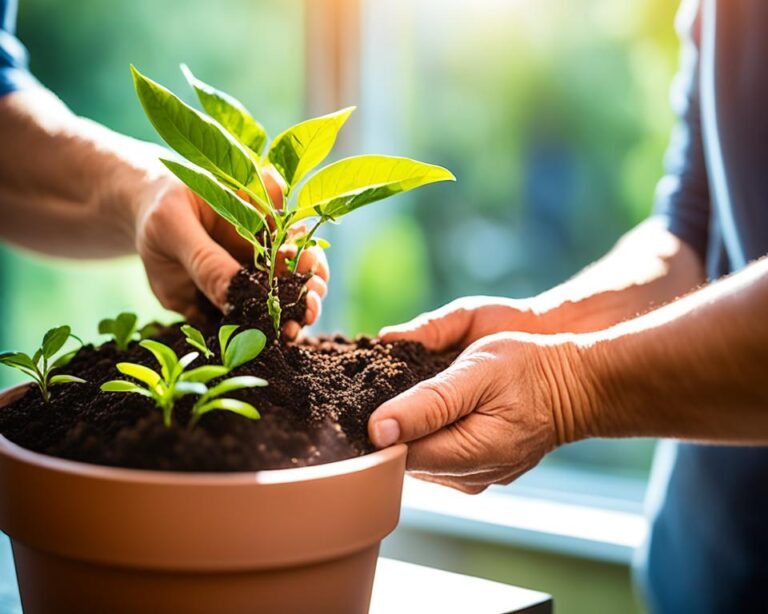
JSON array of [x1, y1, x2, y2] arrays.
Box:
[[224, 329, 267, 370], [0, 352, 37, 372], [101, 380, 153, 398], [268, 107, 355, 187], [195, 398, 260, 420], [181, 365, 230, 384], [181, 324, 213, 358], [116, 362, 162, 388], [218, 324, 239, 356], [42, 326, 71, 359], [139, 340, 178, 382], [206, 375, 267, 399], [181, 64, 268, 155], [49, 374, 86, 386], [50, 349, 78, 371], [173, 381, 208, 397]]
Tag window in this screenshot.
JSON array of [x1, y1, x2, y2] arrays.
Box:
[[2, 0, 679, 507]]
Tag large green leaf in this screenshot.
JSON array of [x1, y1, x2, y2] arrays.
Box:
[[181, 64, 268, 156], [161, 159, 264, 243], [117, 362, 162, 388], [139, 340, 178, 382], [181, 365, 230, 384], [296, 155, 455, 220], [131, 65, 268, 204], [267, 107, 355, 188]]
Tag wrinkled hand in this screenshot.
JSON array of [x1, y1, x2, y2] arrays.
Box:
[[135, 167, 328, 336], [369, 300, 589, 494]]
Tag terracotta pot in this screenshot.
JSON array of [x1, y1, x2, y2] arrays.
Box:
[[0, 385, 407, 614]]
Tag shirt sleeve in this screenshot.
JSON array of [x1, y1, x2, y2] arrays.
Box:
[[652, 0, 710, 262], [0, 0, 40, 96]]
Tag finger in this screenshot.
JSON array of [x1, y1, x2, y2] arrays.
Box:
[[368, 353, 486, 447], [262, 165, 286, 209], [379, 300, 473, 351], [305, 290, 322, 325], [282, 320, 301, 341], [305, 274, 328, 299], [408, 471, 488, 495], [296, 246, 330, 282]]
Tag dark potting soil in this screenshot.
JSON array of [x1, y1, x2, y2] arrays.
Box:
[[0, 268, 454, 472]]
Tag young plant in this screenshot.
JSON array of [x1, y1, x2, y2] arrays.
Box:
[[100, 337, 267, 428], [131, 64, 456, 334], [0, 326, 85, 403], [182, 324, 267, 371], [98, 312, 159, 351]]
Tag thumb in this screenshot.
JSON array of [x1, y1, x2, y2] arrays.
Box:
[[379, 300, 473, 351], [368, 354, 481, 448]]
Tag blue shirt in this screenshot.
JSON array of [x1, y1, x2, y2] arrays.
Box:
[[0, 0, 37, 95], [642, 0, 768, 612]]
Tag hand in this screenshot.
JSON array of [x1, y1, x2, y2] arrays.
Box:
[[369, 325, 591, 495], [379, 296, 547, 352], [135, 167, 328, 335]]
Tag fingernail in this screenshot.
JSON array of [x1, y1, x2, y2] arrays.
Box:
[[372, 419, 400, 448]]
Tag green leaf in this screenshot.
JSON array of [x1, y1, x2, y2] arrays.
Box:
[[42, 326, 71, 359], [218, 324, 239, 356], [98, 312, 138, 350], [205, 375, 267, 399], [181, 365, 230, 384], [101, 380, 153, 398], [173, 381, 208, 397], [181, 324, 213, 358], [224, 329, 267, 370], [296, 155, 455, 219], [161, 158, 264, 242], [50, 349, 78, 371], [139, 340, 178, 381], [0, 352, 37, 372], [194, 398, 260, 420], [138, 321, 161, 340], [130, 65, 268, 205], [181, 64, 268, 156], [49, 374, 86, 385], [268, 107, 355, 187], [116, 362, 162, 388]]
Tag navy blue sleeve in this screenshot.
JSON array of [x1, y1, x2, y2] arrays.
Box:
[[652, 0, 710, 262], [0, 0, 39, 96]]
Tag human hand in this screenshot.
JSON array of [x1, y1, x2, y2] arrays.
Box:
[[379, 295, 546, 352], [135, 167, 328, 336], [369, 329, 592, 494]]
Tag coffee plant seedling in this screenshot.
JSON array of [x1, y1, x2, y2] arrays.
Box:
[[100, 337, 267, 428], [0, 326, 85, 402], [132, 64, 455, 334], [99, 312, 160, 351]]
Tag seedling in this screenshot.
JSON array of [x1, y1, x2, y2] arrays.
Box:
[[99, 312, 159, 351], [131, 64, 456, 333], [182, 324, 266, 370], [100, 337, 267, 428], [0, 326, 86, 403]]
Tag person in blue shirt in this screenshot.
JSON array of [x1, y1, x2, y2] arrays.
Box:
[[0, 0, 328, 335], [366, 1, 768, 612]]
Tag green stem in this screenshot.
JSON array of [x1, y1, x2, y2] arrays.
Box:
[[291, 216, 325, 273]]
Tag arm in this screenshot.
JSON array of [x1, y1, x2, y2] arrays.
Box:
[[0, 89, 328, 326]]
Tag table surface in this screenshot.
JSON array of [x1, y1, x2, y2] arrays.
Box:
[[371, 558, 552, 614]]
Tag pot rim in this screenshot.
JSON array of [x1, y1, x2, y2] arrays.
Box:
[[0, 383, 406, 486]]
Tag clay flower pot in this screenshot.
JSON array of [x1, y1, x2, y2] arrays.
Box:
[[0, 385, 407, 614]]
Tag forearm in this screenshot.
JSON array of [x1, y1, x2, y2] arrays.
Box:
[[0, 88, 171, 258], [573, 256, 768, 443], [530, 218, 706, 333]]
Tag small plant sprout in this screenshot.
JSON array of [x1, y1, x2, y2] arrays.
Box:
[[0, 326, 86, 403], [131, 64, 456, 333], [99, 312, 160, 351], [100, 338, 267, 428], [182, 324, 267, 371]]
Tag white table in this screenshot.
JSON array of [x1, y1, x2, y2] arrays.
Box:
[[370, 558, 552, 614]]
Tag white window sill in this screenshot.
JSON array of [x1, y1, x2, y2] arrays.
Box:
[[399, 473, 648, 565]]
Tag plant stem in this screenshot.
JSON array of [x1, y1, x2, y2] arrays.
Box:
[[291, 216, 325, 273]]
